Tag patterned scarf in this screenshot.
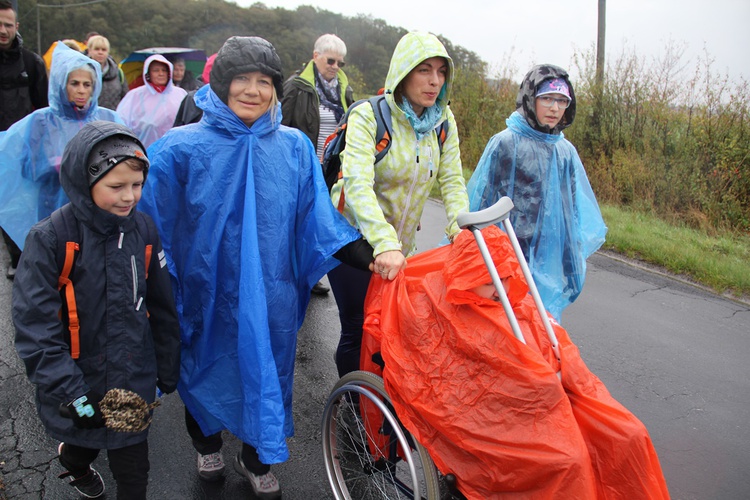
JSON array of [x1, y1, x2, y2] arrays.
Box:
[[314, 66, 345, 122]]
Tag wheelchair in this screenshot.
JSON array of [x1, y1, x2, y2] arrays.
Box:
[[321, 197, 558, 500]]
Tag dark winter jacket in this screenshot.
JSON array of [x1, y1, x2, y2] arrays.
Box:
[[12, 121, 180, 449], [98, 55, 128, 110], [281, 59, 353, 146], [0, 34, 48, 131], [175, 70, 202, 91], [172, 89, 202, 127]]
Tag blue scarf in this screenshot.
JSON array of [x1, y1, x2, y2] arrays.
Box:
[[399, 86, 446, 139]]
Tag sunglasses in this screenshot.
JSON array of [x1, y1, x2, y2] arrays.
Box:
[[326, 58, 346, 68]]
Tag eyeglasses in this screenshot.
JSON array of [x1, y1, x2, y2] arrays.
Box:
[[326, 58, 346, 68], [537, 96, 570, 109]]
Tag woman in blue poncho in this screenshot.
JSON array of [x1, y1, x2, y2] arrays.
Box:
[[467, 64, 607, 321], [138, 36, 374, 499], [0, 42, 123, 269]]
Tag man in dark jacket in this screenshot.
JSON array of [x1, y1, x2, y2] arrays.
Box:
[[281, 33, 354, 294], [0, 0, 48, 279], [0, 1, 47, 130], [13, 121, 180, 499]]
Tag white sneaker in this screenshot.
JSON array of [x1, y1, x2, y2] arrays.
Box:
[[197, 451, 225, 481], [233, 453, 281, 499]]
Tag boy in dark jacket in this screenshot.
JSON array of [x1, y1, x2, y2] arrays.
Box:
[[12, 121, 180, 499]]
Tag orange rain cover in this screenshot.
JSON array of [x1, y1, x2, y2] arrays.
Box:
[[361, 226, 669, 499]]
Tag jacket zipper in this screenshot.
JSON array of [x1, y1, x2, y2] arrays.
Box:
[[131, 255, 138, 305], [396, 134, 423, 239]]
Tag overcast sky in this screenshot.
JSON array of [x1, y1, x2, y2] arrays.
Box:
[[237, 0, 749, 85]]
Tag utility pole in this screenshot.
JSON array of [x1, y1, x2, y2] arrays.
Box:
[[594, 0, 606, 127], [596, 0, 606, 88]]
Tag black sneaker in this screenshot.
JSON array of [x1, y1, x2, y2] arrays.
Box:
[[58, 443, 105, 498], [58, 468, 105, 499], [6, 264, 16, 280]]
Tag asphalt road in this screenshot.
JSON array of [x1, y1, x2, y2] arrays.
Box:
[[1, 199, 749, 499]]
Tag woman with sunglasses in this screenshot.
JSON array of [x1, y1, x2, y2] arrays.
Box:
[[466, 64, 607, 322], [328, 31, 470, 378], [282, 34, 353, 160], [282, 33, 354, 295]]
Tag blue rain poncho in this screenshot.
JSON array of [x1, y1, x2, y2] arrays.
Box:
[[139, 83, 361, 463], [0, 43, 123, 249], [467, 111, 606, 320]]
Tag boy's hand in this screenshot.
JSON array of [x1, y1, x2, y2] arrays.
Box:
[[64, 391, 105, 429], [157, 381, 176, 395]]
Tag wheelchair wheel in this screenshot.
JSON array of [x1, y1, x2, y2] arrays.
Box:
[[322, 370, 441, 500]]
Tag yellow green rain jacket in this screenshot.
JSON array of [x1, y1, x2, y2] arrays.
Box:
[[332, 32, 469, 257]]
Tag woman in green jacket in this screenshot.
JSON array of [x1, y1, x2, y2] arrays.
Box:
[[329, 31, 469, 377]]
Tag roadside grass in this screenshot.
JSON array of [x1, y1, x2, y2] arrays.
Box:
[[600, 204, 750, 299]]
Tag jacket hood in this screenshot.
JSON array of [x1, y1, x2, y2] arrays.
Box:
[[384, 32, 454, 109], [60, 121, 142, 232], [202, 53, 217, 83], [49, 42, 103, 119], [100, 55, 120, 81], [210, 36, 284, 103], [516, 64, 576, 134], [142, 54, 175, 92], [443, 225, 528, 307]]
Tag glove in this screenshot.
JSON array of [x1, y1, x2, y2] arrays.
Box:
[[64, 391, 105, 429], [157, 381, 176, 395]]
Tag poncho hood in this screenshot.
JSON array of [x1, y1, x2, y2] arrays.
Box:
[[142, 54, 175, 93], [194, 81, 281, 136], [210, 36, 284, 102], [48, 42, 103, 119], [384, 31, 453, 115], [516, 64, 576, 134], [444, 226, 528, 307], [60, 121, 143, 234]]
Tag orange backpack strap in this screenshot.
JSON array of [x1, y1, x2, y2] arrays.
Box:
[[57, 241, 81, 359], [51, 206, 83, 360], [144, 244, 153, 279]]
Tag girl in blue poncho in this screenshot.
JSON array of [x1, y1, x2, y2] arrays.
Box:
[[138, 36, 374, 499], [0, 42, 123, 271], [467, 64, 607, 321]]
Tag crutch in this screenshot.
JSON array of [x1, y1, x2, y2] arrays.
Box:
[[456, 197, 561, 366]]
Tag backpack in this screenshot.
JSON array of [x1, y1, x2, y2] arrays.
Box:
[[320, 95, 449, 205], [50, 204, 157, 359]]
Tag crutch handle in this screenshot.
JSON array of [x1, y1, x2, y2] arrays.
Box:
[[457, 197, 514, 230]]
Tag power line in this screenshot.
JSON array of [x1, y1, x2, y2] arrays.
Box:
[[34, 0, 110, 54], [37, 0, 109, 8]]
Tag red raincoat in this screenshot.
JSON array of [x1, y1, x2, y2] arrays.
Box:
[[361, 226, 669, 499]]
